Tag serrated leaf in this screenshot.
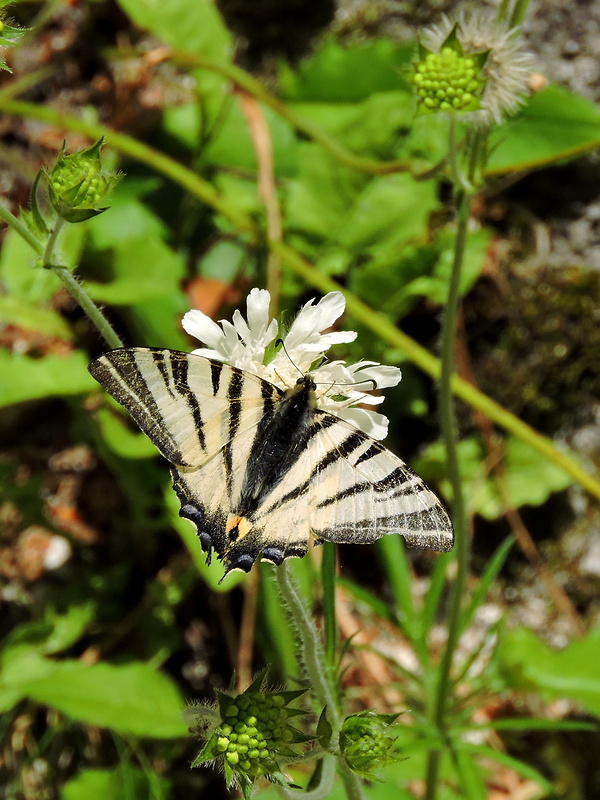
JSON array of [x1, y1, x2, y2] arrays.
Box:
[[279, 38, 414, 102], [420, 435, 573, 519]]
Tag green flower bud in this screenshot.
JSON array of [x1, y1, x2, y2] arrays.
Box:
[[340, 711, 403, 781], [46, 138, 121, 223], [0, 8, 28, 74]]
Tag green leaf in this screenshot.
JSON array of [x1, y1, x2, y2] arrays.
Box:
[[460, 536, 514, 633], [87, 179, 168, 250], [353, 228, 490, 317], [285, 145, 367, 240], [487, 84, 600, 175], [203, 102, 298, 176], [497, 627, 600, 718], [338, 173, 436, 252], [0, 350, 96, 408], [279, 38, 414, 102], [86, 235, 185, 305], [115, 0, 232, 60], [21, 660, 188, 738], [0, 227, 59, 302], [0, 294, 72, 339], [60, 767, 167, 800], [454, 741, 555, 794], [94, 405, 158, 459], [453, 747, 488, 800], [421, 436, 573, 519], [4, 602, 95, 654]]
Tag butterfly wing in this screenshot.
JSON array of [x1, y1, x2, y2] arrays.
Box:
[[89, 348, 286, 565], [89, 349, 452, 578], [239, 410, 453, 560], [88, 348, 283, 470], [306, 411, 453, 551], [216, 408, 453, 573]]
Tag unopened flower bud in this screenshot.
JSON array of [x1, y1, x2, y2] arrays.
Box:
[[47, 138, 121, 223], [340, 711, 403, 780]]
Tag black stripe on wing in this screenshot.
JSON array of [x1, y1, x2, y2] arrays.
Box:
[[89, 348, 188, 465], [222, 368, 244, 495], [164, 350, 207, 453]]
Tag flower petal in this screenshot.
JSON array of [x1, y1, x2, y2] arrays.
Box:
[[246, 288, 273, 338], [182, 309, 225, 349], [337, 407, 390, 440]]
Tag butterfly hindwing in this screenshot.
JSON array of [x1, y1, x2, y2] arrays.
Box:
[[89, 348, 453, 578], [305, 412, 453, 551]]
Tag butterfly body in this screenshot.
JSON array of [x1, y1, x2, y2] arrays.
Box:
[[89, 348, 453, 578]]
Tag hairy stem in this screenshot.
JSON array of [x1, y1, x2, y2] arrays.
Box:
[[423, 189, 471, 800], [276, 562, 339, 720], [0, 199, 124, 350], [275, 562, 366, 800], [0, 203, 43, 254]]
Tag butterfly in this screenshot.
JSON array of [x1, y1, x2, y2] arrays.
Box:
[[88, 348, 453, 578]]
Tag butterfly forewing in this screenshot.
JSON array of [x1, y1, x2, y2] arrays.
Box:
[[89, 348, 282, 470], [89, 348, 453, 577]]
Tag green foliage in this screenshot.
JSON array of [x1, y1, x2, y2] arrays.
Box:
[[114, 0, 232, 60], [497, 627, 600, 718], [0, 349, 96, 407], [0, 606, 187, 737], [420, 435, 574, 519], [60, 767, 168, 800], [488, 84, 600, 174]]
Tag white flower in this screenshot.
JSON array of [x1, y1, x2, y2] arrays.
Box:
[[182, 290, 402, 440]]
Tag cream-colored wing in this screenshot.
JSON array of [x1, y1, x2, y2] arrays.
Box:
[[305, 412, 453, 551], [88, 348, 282, 470]]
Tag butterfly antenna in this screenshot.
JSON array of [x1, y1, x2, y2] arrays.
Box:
[[275, 338, 303, 378]]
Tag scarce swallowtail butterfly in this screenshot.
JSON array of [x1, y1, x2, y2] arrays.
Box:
[[89, 348, 453, 578]]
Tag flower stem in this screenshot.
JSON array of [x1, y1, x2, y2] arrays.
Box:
[[275, 562, 366, 800], [0, 200, 124, 351], [0, 202, 43, 254], [52, 265, 124, 349], [40, 218, 124, 350], [321, 542, 337, 669], [423, 128, 473, 799], [276, 561, 339, 720]]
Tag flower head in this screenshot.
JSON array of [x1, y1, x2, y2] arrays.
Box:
[[182, 289, 402, 440], [188, 670, 311, 799], [414, 11, 535, 124]]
